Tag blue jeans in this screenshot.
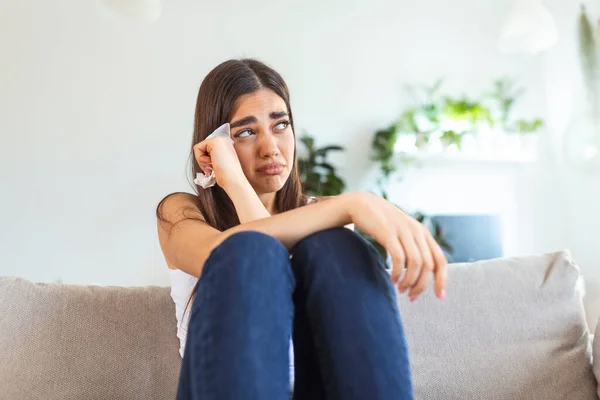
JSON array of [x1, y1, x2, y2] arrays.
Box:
[[176, 228, 414, 400]]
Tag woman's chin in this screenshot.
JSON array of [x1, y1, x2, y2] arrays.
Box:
[[258, 181, 284, 194], [252, 175, 288, 194]]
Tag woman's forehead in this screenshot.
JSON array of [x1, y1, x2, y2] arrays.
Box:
[[231, 88, 287, 119]]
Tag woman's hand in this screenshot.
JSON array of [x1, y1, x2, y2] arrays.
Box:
[[193, 136, 247, 190], [346, 192, 448, 301]]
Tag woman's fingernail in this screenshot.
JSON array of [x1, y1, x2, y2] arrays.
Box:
[[409, 294, 417, 302], [439, 289, 446, 301]]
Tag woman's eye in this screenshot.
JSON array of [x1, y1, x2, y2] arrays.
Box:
[[234, 129, 253, 138], [275, 121, 290, 131]]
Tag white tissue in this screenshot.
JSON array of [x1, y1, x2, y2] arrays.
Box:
[[193, 123, 234, 189]]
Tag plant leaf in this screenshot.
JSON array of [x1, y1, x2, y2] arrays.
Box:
[[315, 145, 345, 157], [579, 5, 598, 114]]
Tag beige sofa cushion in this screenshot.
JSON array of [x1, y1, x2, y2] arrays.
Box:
[[398, 250, 598, 400], [0, 277, 181, 400]]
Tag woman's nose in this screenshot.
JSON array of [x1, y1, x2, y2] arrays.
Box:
[[258, 134, 280, 158]]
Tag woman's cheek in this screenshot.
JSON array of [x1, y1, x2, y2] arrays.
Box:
[[283, 133, 296, 158], [234, 149, 252, 174]]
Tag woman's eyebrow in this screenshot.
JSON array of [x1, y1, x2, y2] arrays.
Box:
[[230, 116, 256, 129], [230, 111, 289, 129], [270, 111, 288, 119]]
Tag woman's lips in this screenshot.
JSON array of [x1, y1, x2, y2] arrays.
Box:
[[258, 164, 284, 175]]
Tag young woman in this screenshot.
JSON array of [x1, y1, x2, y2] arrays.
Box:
[[156, 58, 448, 400]]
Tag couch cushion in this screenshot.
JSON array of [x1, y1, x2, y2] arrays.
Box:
[[0, 277, 181, 400], [398, 250, 598, 400], [594, 317, 600, 397]]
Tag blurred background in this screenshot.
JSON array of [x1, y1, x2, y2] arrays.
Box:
[[1, 0, 599, 327]]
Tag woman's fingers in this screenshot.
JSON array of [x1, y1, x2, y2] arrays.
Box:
[[197, 155, 211, 164], [353, 199, 448, 301], [193, 144, 205, 164], [407, 226, 435, 300], [194, 139, 209, 154], [193, 142, 214, 175], [397, 226, 423, 294], [193, 143, 202, 156], [194, 139, 215, 162], [434, 261, 448, 300], [425, 231, 448, 300], [384, 234, 406, 283]]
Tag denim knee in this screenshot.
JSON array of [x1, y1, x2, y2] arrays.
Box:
[[292, 227, 386, 275], [291, 228, 395, 305], [204, 231, 290, 278], [294, 227, 366, 255]]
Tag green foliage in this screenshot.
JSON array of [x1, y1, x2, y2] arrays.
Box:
[[578, 5, 598, 115], [577, 5, 600, 121], [488, 77, 526, 129], [442, 97, 493, 126], [368, 77, 545, 261], [371, 77, 544, 190], [296, 133, 452, 261], [372, 124, 399, 197], [439, 130, 464, 149], [512, 118, 544, 134], [298, 134, 346, 196]]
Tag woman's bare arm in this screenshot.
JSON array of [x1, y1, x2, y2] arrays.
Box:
[[157, 191, 354, 279], [158, 190, 447, 299], [310, 196, 354, 231], [225, 181, 271, 223], [224, 180, 350, 227]]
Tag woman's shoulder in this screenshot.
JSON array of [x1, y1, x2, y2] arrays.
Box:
[[158, 192, 200, 212], [160, 191, 198, 205], [157, 192, 206, 272], [157, 191, 205, 225]]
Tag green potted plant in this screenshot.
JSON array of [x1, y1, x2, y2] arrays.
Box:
[[298, 134, 346, 196], [297, 133, 452, 260]]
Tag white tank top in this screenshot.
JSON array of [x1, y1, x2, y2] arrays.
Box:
[[168, 197, 315, 386]]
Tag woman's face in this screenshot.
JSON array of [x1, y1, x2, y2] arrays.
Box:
[[228, 88, 295, 194]]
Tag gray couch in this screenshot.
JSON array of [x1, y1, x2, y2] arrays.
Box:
[[1, 250, 599, 399]]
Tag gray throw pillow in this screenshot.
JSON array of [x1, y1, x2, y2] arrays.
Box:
[[398, 250, 598, 400]]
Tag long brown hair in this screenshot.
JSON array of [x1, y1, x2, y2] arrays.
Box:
[[156, 58, 307, 318]]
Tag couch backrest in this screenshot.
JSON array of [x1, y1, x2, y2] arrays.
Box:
[[398, 250, 598, 400], [0, 277, 181, 400], [1, 250, 597, 400]]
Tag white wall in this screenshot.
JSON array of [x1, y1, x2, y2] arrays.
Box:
[[1, 0, 598, 326], [541, 0, 600, 329]]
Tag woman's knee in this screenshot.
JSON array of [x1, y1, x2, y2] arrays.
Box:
[[292, 227, 384, 273], [294, 227, 366, 255], [206, 231, 290, 277], [292, 227, 394, 299], [193, 231, 295, 324]]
